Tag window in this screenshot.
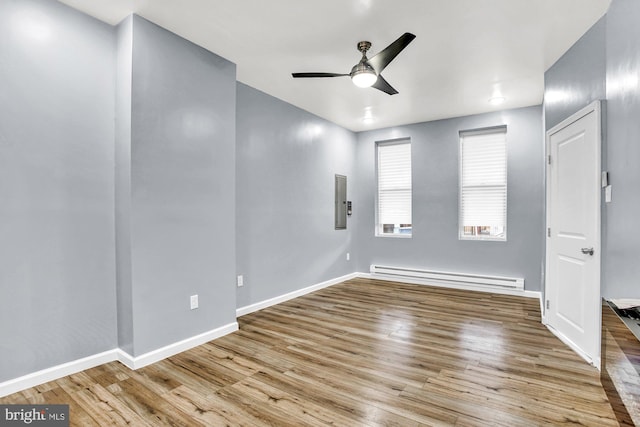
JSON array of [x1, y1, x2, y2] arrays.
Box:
[[376, 140, 411, 236], [459, 127, 507, 240]]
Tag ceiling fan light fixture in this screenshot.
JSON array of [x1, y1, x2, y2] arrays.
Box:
[[352, 71, 377, 88], [351, 63, 378, 88], [292, 33, 415, 95]]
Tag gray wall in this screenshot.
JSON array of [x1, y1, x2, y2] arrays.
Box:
[[115, 15, 134, 355], [0, 0, 117, 381], [544, 0, 640, 298], [120, 16, 237, 356], [603, 0, 640, 298], [236, 83, 357, 308], [544, 17, 606, 131], [355, 106, 545, 291]]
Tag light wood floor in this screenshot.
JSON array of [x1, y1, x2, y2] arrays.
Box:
[[1, 278, 619, 426]]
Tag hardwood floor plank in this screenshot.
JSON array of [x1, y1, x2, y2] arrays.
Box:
[[168, 350, 247, 389], [212, 333, 297, 373], [83, 362, 131, 389], [192, 343, 264, 377], [125, 363, 184, 396], [426, 369, 615, 425], [56, 372, 97, 395], [401, 385, 534, 427], [0, 279, 620, 426], [71, 383, 151, 426], [112, 378, 204, 426], [283, 367, 459, 425], [282, 341, 419, 391], [214, 382, 325, 427], [39, 386, 101, 427], [250, 368, 419, 426], [162, 385, 272, 427], [232, 375, 365, 427]]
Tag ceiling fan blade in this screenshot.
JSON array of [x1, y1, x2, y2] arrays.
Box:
[[371, 74, 398, 95], [292, 72, 349, 78], [367, 32, 416, 74]]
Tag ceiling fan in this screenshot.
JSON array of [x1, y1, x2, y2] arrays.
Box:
[[292, 33, 416, 95]]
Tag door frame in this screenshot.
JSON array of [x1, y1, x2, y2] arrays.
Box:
[[543, 100, 602, 368]]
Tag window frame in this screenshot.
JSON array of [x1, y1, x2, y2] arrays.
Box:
[[375, 138, 412, 238], [458, 126, 507, 242]]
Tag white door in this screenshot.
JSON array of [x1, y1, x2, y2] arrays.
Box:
[[545, 101, 601, 366]]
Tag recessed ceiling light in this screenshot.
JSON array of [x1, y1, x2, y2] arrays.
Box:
[[362, 107, 375, 124], [489, 96, 506, 105]]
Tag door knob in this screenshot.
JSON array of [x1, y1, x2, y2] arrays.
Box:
[[581, 247, 594, 256]]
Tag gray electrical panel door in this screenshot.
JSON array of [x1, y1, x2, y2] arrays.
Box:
[[335, 174, 347, 229]]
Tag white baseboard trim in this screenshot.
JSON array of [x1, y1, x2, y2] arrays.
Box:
[[0, 322, 238, 398], [0, 349, 119, 398], [360, 272, 542, 300], [236, 272, 360, 317], [116, 322, 238, 370]]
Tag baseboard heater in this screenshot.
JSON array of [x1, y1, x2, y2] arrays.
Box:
[[369, 265, 525, 291]]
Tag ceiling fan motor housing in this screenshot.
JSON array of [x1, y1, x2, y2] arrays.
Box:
[[350, 61, 376, 77], [357, 41, 372, 54], [351, 41, 377, 86]]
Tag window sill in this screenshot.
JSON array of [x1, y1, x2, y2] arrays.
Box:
[[376, 234, 412, 239], [459, 236, 506, 242]]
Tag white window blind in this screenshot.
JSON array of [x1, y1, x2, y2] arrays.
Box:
[[459, 128, 507, 240], [377, 141, 411, 236]]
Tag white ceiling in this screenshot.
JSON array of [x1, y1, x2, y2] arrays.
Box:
[[60, 0, 610, 132]]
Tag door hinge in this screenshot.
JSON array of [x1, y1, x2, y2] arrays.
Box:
[[548, 155, 551, 165], [546, 300, 550, 310], [547, 228, 551, 237]]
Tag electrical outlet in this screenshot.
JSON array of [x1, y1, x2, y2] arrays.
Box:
[[237, 275, 244, 287], [190, 294, 198, 310], [346, 252, 350, 261]]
